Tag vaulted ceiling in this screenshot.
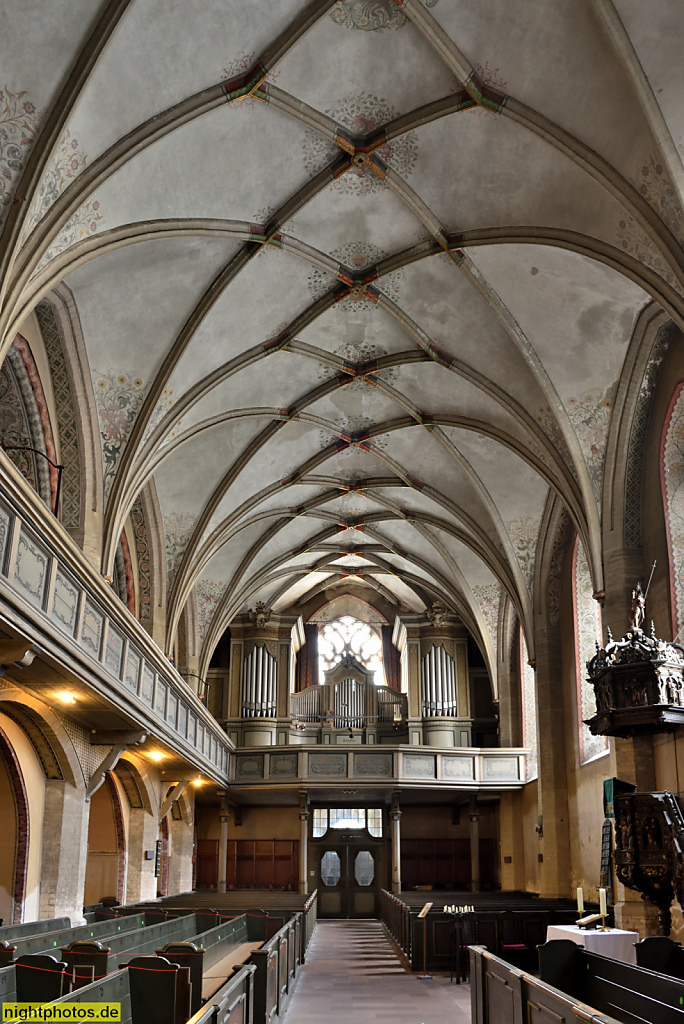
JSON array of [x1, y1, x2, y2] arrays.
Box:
[[2, 0, 684, 683]]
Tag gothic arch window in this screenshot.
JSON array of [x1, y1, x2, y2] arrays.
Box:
[[519, 627, 538, 782], [572, 537, 608, 764], [661, 381, 684, 639], [318, 615, 384, 685]]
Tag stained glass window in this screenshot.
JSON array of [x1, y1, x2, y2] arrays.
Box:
[[318, 615, 384, 684]]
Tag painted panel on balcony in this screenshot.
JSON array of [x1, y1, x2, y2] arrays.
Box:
[[353, 753, 392, 777], [81, 598, 104, 659], [125, 649, 141, 692], [14, 528, 49, 608], [52, 568, 80, 635], [270, 752, 297, 777], [155, 680, 167, 717], [105, 625, 124, 677], [0, 504, 12, 572], [167, 690, 178, 729], [403, 754, 435, 778], [308, 753, 346, 777], [141, 663, 155, 705], [442, 756, 474, 780], [483, 756, 520, 781]]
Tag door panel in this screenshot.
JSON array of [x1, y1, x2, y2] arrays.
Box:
[[314, 838, 386, 918]]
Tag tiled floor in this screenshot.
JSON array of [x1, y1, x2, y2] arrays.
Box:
[[283, 920, 472, 1024]]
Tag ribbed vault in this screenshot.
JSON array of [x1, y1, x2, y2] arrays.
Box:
[[3, 0, 684, 688]]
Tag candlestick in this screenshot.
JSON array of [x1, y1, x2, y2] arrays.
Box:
[[577, 887, 584, 915]]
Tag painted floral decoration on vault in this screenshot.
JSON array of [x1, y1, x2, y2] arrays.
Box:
[[565, 383, 616, 502], [303, 94, 418, 194], [329, 0, 439, 31], [195, 580, 226, 642], [472, 583, 501, 658], [164, 512, 198, 583], [309, 240, 404, 310], [616, 157, 684, 294], [0, 86, 40, 227], [506, 516, 541, 589], [93, 371, 148, 497]]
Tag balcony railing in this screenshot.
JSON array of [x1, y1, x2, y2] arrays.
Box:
[[0, 458, 230, 782]]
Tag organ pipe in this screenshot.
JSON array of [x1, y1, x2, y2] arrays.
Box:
[[242, 644, 277, 718], [422, 644, 457, 717]]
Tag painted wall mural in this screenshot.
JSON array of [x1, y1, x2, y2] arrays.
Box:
[[565, 382, 616, 503], [624, 323, 673, 547], [164, 512, 198, 584], [661, 381, 684, 641], [615, 157, 684, 295], [572, 537, 607, 764], [35, 300, 82, 530], [0, 85, 40, 229], [93, 370, 148, 498], [472, 582, 501, 659], [329, 0, 439, 31], [130, 498, 151, 621], [303, 94, 418, 193], [520, 627, 538, 782], [506, 515, 541, 589], [195, 579, 226, 643]]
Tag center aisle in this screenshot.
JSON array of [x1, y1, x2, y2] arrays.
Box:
[[283, 920, 472, 1024]]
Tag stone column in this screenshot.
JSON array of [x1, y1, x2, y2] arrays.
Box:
[[125, 806, 159, 903], [470, 795, 480, 893], [390, 793, 402, 894], [217, 799, 229, 893], [299, 791, 309, 895], [39, 779, 90, 923]]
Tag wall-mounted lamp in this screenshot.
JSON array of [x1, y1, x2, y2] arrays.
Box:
[[55, 691, 77, 705]]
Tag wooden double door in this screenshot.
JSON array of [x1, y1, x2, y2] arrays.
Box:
[[313, 832, 387, 918]]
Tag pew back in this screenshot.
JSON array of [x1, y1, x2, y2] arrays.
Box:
[[0, 918, 71, 941], [539, 940, 684, 1023], [12, 913, 147, 958], [470, 945, 623, 1024]]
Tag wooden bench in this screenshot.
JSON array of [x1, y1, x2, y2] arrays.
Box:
[[471, 944, 623, 1024], [538, 939, 684, 1023], [634, 935, 684, 978], [382, 890, 583, 973], [0, 912, 147, 963]]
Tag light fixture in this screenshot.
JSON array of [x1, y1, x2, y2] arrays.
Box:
[[55, 691, 77, 704], [146, 750, 167, 762], [192, 777, 204, 787]]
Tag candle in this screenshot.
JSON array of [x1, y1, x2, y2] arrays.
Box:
[[577, 887, 584, 914], [599, 888, 607, 917]]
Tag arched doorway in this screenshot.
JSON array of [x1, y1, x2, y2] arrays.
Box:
[[0, 726, 29, 924], [84, 775, 126, 905]]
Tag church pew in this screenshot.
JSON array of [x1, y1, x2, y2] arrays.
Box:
[[50, 956, 190, 1024], [6, 912, 148, 959], [381, 890, 586, 972], [185, 964, 256, 1024], [249, 916, 300, 1024], [538, 939, 684, 1023], [634, 935, 684, 978], [0, 917, 71, 941], [470, 944, 624, 1024]]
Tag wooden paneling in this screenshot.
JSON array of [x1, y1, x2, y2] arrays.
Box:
[[226, 840, 299, 891], [196, 839, 218, 889], [400, 838, 497, 889]]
